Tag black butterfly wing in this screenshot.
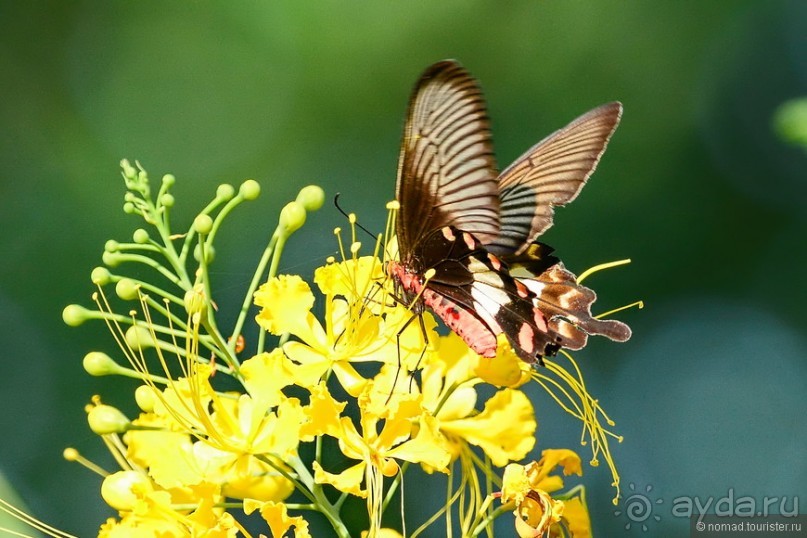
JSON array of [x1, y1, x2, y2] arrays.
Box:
[[395, 60, 500, 258], [418, 225, 630, 358], [414, 226, 561, 363], [486, 102, 622, 256]]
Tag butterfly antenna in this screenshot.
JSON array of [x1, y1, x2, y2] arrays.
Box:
[[333, 193, 378, 241]]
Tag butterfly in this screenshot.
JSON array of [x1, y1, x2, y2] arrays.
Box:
[[387, 60, 631, 365]]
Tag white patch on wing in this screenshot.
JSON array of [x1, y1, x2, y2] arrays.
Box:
[[471, 281, 506, 333], [519, 278, 545, 297]]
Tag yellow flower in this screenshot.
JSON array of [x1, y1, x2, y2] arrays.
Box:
[[98, 479, 237, 538], [501, 450, 589, 538], [420, 332, 537, 467], [313, 386, 452, 499], [256, 258, 429, 397]]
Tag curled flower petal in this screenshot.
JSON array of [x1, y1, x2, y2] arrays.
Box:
[[313, 460, 367, 498], [245, 500, 312, 538]]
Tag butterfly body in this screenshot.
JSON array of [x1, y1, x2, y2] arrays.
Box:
[[391, 60, 631, 364]]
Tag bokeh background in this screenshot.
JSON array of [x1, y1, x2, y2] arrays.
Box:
[[1, 1, 805, 536]]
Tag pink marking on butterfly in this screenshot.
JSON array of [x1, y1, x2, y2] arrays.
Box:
[[387, 260, 498, 357]]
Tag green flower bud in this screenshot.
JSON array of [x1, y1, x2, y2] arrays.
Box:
[[161, 173, 176, 188], [216, 183, 235, 200], [134, 385, 157, 412], [193, 214, 213, 235], [101, 471, 153, 511], [63, 304, 90, 326], [91, 267, 112, 286], [83, 352, 120, 376], [125, 326, 156, 351], [123, 202, 136, 214], [240, 179, 261, 200], [774, 97, 807, 146], [120, 159, 137, 179], [105, 240, 120, 253], [88, 404, 130, 435], [115, 278, 140, 301], [102, 251, 121, 267], [160, 193, 175, 208], [132, 228, 150, 244], [193, 243, 215, 264], [279, 201, 306, 235], [296, 185, 325, 212]]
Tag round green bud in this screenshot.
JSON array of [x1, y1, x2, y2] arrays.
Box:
[[216, 183, 235, 200], [296, 185, 325, 212], [161, 173, 176, 187], [62, 304, 90, 326], [160, 193, 175, 208], [132, 228, 150, 244], [101, 471, 153, 511], [240, 179, 261, 200], [134, 385, 157, 412], [88, 404, 130, 435], [115, 278, 140, 301], [123, 202, 136, 214], [193, 243, 216, 264], [125, 326, 156, 351], [83, 352, 120, 376], [278, 201, 306, 235], [91, 267, 112, 286], [193, 214, 213, 235], [102, 251, 121, 267], [105, 240, 120, 253]]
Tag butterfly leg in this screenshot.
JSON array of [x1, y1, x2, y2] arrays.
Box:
[[386, 311, 430, 403], [406, 314, 430, 393]]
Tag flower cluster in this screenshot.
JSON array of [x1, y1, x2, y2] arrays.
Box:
[[6, 162, 635, 537]]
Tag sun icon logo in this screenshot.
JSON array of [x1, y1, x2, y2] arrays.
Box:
[[613, 483, 663, 531]]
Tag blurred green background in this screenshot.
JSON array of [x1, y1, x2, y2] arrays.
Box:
[[1, 1, 805, 536]]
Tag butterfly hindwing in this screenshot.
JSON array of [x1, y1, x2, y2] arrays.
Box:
[[414, 226, 559, 363], [486, 102, 623, 256]]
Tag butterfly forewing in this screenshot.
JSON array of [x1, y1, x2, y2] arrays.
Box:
[[395, 61, 500, 256], [487, 102, 623, 256]]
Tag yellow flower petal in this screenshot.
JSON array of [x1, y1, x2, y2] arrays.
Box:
[[475, 334, 531, 388], [241, 349, 295, 407], [125, 414, 203, 489], [254, 275, 316, 336], [300, 382, 346, 441], [246, 500, 311, 538], [312, 460, 367, 498], [558, 496, 592, 538], [529, 449, 583, 493], [386, 413, 451, 472], [315, 256, 383, 301], [441, 389, 536, 467]]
